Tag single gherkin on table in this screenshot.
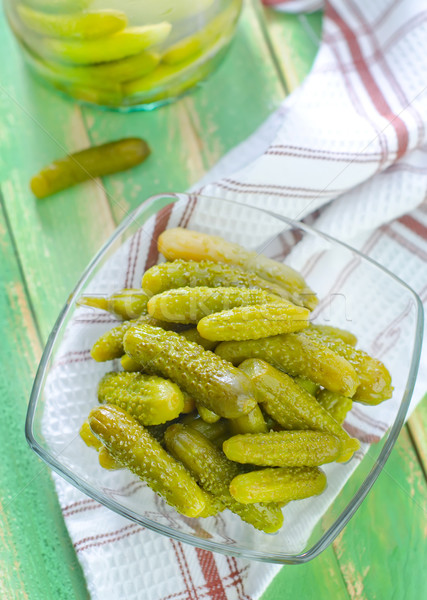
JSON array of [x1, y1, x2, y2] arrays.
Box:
[[30, 138, 150, 199], [76, 227, 392, 534]]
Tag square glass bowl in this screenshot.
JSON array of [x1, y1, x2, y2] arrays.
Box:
[[26, 193, 423, 564]]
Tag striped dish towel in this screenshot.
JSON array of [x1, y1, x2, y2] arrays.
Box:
[[50, 1, 427, 599]]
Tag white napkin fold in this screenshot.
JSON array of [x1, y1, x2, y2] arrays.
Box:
[[45, 1, 427, 599]]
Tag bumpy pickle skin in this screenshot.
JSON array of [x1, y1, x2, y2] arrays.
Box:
[[229, 467, 327, 504], [31, 138, 150, 199], [317, 389, 353, 425], [17, 6, 127, 39], [198, 302, 310, 341], [123, 324, 257, 419], [164, 424, 284, 533], [239, 359, 360, 462], [216, 332, 359, 397], [88, 405, 207, 518], [180, 327, 218, 351], [90, 315, 179, 362], [147, 286, 281, 324], [78, 288, 150, 320], [43, 24, 172, 65], [157, 228, 317, 310], [141, 260, 293, 301], [303, 329, 392, 404], [98, 371, 184, 426], [229, 405, 268, 435], [310, 324, 357, 347], [223, 430, 341, 467]]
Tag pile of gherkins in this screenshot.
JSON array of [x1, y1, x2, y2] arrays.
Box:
[[79, 227, 393, 533]]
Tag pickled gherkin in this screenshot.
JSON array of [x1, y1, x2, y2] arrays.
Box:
[[141, 260, 293, 301], [121, 353, 142, 372], [147, 286, 281, 324], [78, 288, 150, 320], [157, 228, 317, 310], [223, 430, 341, 467], [198, 302, 310, 341], [229, 405, 268, 435], [216, 332, 359, 397], [164, 424, 284, 533], [239, 359, 360, 462], [310, 324, 357, 347], [98, 372, 184, 426], [317, 390, 353, 425], [90, 315, 178, 362], [303, 329, 393, 404], [180, 413, 231, 447], [43, 24, 172, 65], [88, 405, 208, 518], [80, 420, 103, 451], [294, 376, 320, 396], [98, 446, 122, 470], [30, 138, 150, 199], [229, 467, 327, 504], [123, 324, 257, 419], [197, 405, 220, 423], [180, 327, 217, 351]]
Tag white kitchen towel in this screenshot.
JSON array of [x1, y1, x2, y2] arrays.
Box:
[[44, 1, 427, 599]]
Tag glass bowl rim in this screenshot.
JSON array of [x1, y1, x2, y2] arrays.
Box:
[[25, 192, 424, 564]]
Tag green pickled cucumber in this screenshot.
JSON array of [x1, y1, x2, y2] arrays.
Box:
[[223, 430, 341, 467], [121, 354, 142, 371], [89, 405, 208, 518], [180, 327, 218, 351], [304, 329, 392, 404], [123, 324, 256, 419], [310, 324, 357, 347], [216, 332, 360, 397], [229, 467, 327, 504], [80, 420, 103, 450], [18, 5, 127, 39], [239, 359, 360, 462], [79, 288, 150, 320], [316, 390, 353, 425], [67, 23, 169, 62], [98, 371, 184, 426], [141, 260, 293, 301], [30, 138, 150, 199], [147, 286, 281, 324], [90, 315, 179, 362], [197, 405, 220, 424], [294, 376, 320, 396], [43, 23, 172, 65], [98, 446, 122, 470], [180, 413, 231, 447], [164, 424, 284, 533], [162, 0, 240, 65], [158, 228, 317, 310], [229, 405, 268, 435], [198, 302, 310, 341]]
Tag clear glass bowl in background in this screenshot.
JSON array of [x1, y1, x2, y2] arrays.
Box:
[[4, 0, 242, 111], [26, 194, 423, 563]]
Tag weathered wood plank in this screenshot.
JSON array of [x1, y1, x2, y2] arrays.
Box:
[[0, 193, 89, 600], [332, 427, 427, 600], [0, 18, 115, 342], [408, 397, 427, 477]]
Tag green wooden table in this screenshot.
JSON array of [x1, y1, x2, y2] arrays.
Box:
[[0, 2, 426, 598]]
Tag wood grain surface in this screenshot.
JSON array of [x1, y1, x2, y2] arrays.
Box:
[[0, 1, 425, 599]]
